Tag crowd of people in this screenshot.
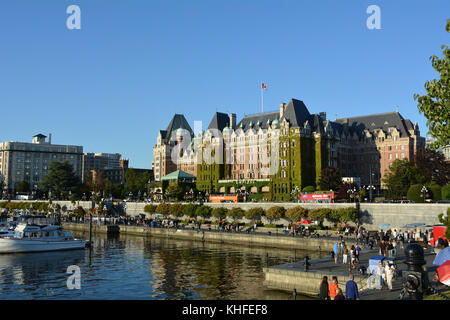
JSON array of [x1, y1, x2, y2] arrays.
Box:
[[319, 274, 360, 300]]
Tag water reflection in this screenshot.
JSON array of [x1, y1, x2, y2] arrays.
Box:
[[0, 232, 321, 300]]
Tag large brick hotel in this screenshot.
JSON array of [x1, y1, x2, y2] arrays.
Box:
[[153, 98, 425, 201]]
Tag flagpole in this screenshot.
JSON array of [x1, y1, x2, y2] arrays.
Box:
[[261, 81, 264, 113]]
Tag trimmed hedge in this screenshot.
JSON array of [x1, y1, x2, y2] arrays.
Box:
[[443, 184, 450, 200], [407, 184, 424, 203]]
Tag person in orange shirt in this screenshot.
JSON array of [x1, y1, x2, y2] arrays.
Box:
[[328, 276, 339, 300]]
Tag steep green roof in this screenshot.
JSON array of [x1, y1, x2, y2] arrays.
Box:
[[161, 170, 196, 182]]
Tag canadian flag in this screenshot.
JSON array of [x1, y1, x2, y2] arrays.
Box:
[[261, 83, 267, 90]]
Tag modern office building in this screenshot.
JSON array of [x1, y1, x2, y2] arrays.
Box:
[[81, 152, 122, 183], [0, 134, 83, 195]]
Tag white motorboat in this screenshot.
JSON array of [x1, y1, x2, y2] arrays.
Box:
[[0, 222, 15, 238], [0, 223, 86, 253], [0, 228, 15, 238]]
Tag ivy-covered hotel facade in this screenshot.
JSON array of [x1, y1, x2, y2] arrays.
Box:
[[153, 98, 425, 201]]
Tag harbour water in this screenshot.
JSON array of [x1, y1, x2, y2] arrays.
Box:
[[0, 232, 323, 300]]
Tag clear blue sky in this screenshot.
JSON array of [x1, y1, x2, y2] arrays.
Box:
[[0, 0, 448, 169]]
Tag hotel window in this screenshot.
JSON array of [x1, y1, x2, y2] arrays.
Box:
[[401, 153, 405, 158], [389, 154, 392, 160]]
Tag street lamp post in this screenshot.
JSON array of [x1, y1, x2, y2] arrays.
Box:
[[421, 186, 428, 202], [347, 187, 357, 203], [366, 185, 376, 203], [290, 185, 300, 203]]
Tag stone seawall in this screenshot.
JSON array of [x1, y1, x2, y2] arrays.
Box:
[[12, 200, 449, 230], [263, 264, 369, 297], [62, 223, 336, 251]]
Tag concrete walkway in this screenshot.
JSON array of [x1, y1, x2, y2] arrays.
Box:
[[272, 244, 439, 300]]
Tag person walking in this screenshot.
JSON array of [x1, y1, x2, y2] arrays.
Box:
[[342, 246, 348, 265], [328, 276, 339, 300], [345, 274, 360, 300], [376, 262, 385, 290], [334, 288, 345, 300], [355, 244, 361, 263], [380, 240, 386, 257], [385, 262, 394, 291], [350, 245, 356, 269], [333, 242, 339, 264], [319, 276, 329, 300], [429, 234, 436, 254]]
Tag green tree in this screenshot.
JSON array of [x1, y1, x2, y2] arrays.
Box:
[[228, 207, 245, 222], [265, 206, 286, 223], [285, 206, 308, 223], [156, 203, 171, 215], [414, 19, 450, 150], [336, 207, 359, 224], [183, 203, 199, 219], [195, 206, 212, 221], [358, 188, 367, 202], [166, 184, 185, 201], [245, 207, 265, 221], [41, 161, 82, 197], [16, 180, 30, 193], [407, 184, 424, 203], [169, 203, 185, 218], [383, 159, 426, 199], [212, 207, 228, 220], [308, 208, 331, 226], [302, 186, 315, 193], [144, 204, 158, 214], [442, 184, 450, 200], [427, 182, 442, 202], [318, 167, 343, 191], [73, 206, 86, 219], [414, 148, 450, 186]]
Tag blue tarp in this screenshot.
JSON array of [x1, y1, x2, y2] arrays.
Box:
[[368, 256, 385, 274]]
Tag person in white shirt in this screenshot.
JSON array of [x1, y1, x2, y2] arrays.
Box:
[[376, 262, 385, 290], [384, 263, 394, 291]]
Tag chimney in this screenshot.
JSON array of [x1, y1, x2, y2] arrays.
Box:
[[229, 113, 236, 129], [48, 133, 52, 144], [280, 103, 286, 118]]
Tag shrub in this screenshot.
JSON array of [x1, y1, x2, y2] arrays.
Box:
[[183, 203, 199, 218], [212, 207, 228, 219], [156, 203, 171, 215], [228, 208, 245, 221], [265, 206, 286, 222], [74, 206, 86, 218], [336, 207, 359, 224], [302, 186, 315, 193], [245, 207, 265, 220], [427, 183, 442, 202], [308, 208, 332, 223], [169, 203, 185, 218], [407, 184, 424, 203], [264, 224, 284, 228], [285, 206, 308, 223], [442, 184, 450, 200], [144, 204, 158, 214], [195, 206, 212, 220]]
